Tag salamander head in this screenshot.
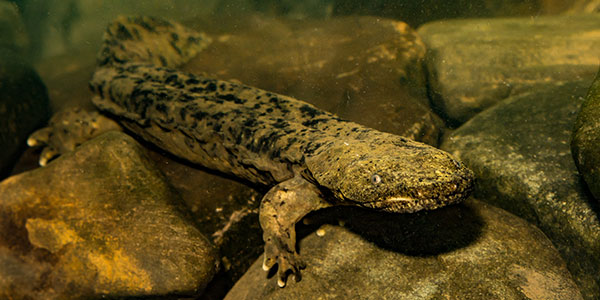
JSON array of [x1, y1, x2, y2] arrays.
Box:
[[305, 137, 474, 213]]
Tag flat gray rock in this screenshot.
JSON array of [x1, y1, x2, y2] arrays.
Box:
[[225, 199, 581, 300], [572, 69, 600, 201], [441, 81, 600, 299], [0, 131, 218, 299], [418, 14, 600, 124]]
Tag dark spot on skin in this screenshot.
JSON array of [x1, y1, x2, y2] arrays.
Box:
[[300, 105, 322, 118], [125, 65, 139, 73], [95, 84, 104, 98], [171, 32, 179, 41], [244, 118, 258, 127], [180, 94, 195, 102], [116, 24, 133, 40], [266, 108, 273, 113], [219, 94, 246, 104], [159, 55, 167, 66], [170, 41, 183, 55], [302, 118, 329, 127], [165, 74, 178, 85], [206, 82, 217, 92], [136, 19, 156, 32], [155, 103, 168, 113], [185, 78, 200, 85], [189, 87, 204, 93], [191, 111, 208, 120], [273, 119, 288, 129], [212, 112, 225, 120]]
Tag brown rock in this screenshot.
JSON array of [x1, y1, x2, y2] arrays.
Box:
[[0, 47, 49, 179], [332, 0, 600, 28], [0, 131, 218, 299], [572, 69, 600, 201], [225, 199, 581, 299], [146, 149, 264, 292], [418, 14, 600, 125], [441, 81, 600, 299], [184, 15, 442, 145]]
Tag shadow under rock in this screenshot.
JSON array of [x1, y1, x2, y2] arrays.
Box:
[[298, 200, 483, 256]]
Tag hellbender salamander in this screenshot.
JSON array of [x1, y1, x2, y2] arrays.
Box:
[[30, 16, 474, 287]]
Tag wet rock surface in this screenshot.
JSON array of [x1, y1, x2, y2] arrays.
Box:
[[184, 15, 443, 145], [572, 69, 600, 201], [145, 148, 264, 297], [225, 199, 581, 300], [332, 0, 600, 27], [441, 81, 600, 299], [418, 14, 600, 125], [0, 131, 218, 299], [0, 47, 49, 179]]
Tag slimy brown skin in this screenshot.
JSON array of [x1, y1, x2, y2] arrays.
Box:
[[32, 16, 475, 287]]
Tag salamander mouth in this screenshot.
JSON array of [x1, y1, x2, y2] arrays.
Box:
[[366, 196, 447, 213], [360, 179, 473, 214]]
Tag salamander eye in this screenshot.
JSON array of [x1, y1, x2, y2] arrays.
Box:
[[371, 174, 382, 185]]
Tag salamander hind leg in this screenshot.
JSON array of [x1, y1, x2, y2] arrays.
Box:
[[259, 175, 331, 287]]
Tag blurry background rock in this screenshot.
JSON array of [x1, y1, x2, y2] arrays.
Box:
[[183, 15, 442, 145], [572, 70, 600, 201], [9, 0, 600, 63], [332, 0, 600, 28], [0, 1, 28, 51], [9, 0, 334, 62], [418, 14, 600, 125], [0, 47, 49, 179]]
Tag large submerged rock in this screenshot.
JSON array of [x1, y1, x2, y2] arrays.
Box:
[[0, 47, 49, 179], [0, 131, 218, 299], [418, 14, 600, 125], [572, 69, 600, 201], [441, 81, 600, 299], [184, 15, 442, 145], [225, 199, 580, 299]]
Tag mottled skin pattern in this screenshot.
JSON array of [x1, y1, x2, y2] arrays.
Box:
[[30, 16, 474, 287]]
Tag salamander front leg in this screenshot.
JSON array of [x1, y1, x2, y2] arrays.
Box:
[[259, 174, 331, 287], [27, 107, 121, 166]]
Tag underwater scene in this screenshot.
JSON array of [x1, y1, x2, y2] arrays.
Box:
[[1, 0, 599, 299]]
